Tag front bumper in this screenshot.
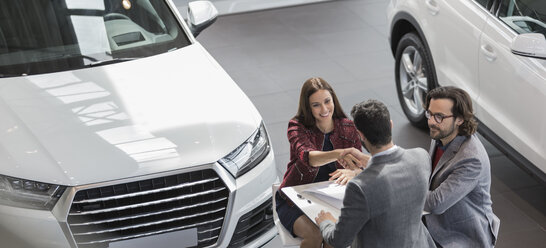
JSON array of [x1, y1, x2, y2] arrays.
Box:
[[0, 152, 278, 248]]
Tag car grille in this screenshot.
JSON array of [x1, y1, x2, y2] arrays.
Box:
[[228, 198, 274, 248], [67, 169, 229, 248]]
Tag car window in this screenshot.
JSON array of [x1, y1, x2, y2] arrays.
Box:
[[0, 0, 191, 77], [497, 0, 546, 36], [475, 0, 491, 9]]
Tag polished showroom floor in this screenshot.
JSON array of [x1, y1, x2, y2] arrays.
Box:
[[188, 0, 546, 246]]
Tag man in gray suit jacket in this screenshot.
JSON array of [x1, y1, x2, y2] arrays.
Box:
[[424, 86, 500, 248], [315, 99, 436, 248]]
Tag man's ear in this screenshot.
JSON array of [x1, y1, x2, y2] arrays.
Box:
[[390, 120, 393, 129], [455, 117, 464, 126]]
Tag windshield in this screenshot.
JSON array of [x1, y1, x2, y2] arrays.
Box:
[[0, 0, 191, 77]]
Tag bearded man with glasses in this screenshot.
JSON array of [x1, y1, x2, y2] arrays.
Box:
[[423, 86, 500, 248]]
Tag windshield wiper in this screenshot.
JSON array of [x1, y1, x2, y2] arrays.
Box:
[[88, 57, 136, 67]]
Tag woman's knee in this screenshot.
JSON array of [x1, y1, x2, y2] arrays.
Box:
[[293, 216, 323, 240]]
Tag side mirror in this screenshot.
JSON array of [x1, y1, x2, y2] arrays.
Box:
[[511, 32, 546, 59], [187, 1, 218, 37]]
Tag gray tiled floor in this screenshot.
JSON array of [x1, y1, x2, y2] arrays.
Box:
[[193, 0, 546, 246]]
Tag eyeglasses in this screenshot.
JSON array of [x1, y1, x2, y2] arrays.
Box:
[[425, 110, 454, 124]]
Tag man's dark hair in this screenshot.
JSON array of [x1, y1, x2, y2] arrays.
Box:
[[424, 86, 478, 136], [351, 99, 391, 147]]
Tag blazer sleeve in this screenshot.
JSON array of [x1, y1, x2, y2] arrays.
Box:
[[424, 157, 482, 214], [337, 118, 361, 151], [332, 119, 362, 170], [287, 120, 320, 168], [320, 181, 370, 248]]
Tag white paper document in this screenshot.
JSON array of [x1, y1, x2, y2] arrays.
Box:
[[303, 182, 346, 209]]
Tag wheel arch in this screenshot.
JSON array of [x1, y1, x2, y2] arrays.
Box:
[[389, 11, 439, 88]]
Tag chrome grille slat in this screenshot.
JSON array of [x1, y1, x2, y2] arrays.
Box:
[[199, 235, 219, 242], [73, 207, 225, 236], [72, 177, 220, 204], [67, 169, 228, 248], [198, 226, 221, 234], [69, 197, 227, 226], [70, 187, 226, 215], [76, 217, 224, 245]]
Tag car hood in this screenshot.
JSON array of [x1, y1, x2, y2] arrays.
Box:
[[0, 44, 262, 186]]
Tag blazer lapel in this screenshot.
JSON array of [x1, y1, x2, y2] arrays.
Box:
[[429, 136, 466, 184]]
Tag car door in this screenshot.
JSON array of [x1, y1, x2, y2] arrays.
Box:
[[421, 0, 490, 100], [477, 0, 546, 173]]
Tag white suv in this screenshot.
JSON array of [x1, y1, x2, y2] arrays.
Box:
[[387, 0, 546, 182], [0, 1, 278, 247]]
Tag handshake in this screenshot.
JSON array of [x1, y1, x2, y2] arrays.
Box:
[[337, 147, 370, 170], [327, 148, 370, 185]]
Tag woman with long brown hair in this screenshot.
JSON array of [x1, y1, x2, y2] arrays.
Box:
[[276, 77, 362, 248]]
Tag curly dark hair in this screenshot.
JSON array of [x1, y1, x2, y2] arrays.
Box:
[[424, 86, 478, 136]]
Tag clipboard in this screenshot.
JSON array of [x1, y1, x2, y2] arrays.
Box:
[[281, 181, 343, 224]]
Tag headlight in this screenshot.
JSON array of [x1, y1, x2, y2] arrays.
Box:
[[218, 122, 271, 178], [0, 175, 66, 211]]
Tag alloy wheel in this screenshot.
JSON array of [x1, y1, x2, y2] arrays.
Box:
[[398, 46, 428, 117]]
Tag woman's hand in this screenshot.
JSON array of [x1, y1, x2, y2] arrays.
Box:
[[329, 168, 362, 185]]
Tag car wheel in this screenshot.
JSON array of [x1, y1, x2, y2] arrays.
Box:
[[395, 32, 437, 129]]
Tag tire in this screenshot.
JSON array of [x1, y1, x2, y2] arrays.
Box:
[[394, 32, 437, 129]]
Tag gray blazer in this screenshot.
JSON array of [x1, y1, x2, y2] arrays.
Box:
[[424, 135, 500, 248], [320, 147, 436, 248]]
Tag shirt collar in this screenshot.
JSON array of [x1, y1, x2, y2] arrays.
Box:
[[373, 145, 398, 157], [367, 145, 399, 166], [436, 136, 459, 151]]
